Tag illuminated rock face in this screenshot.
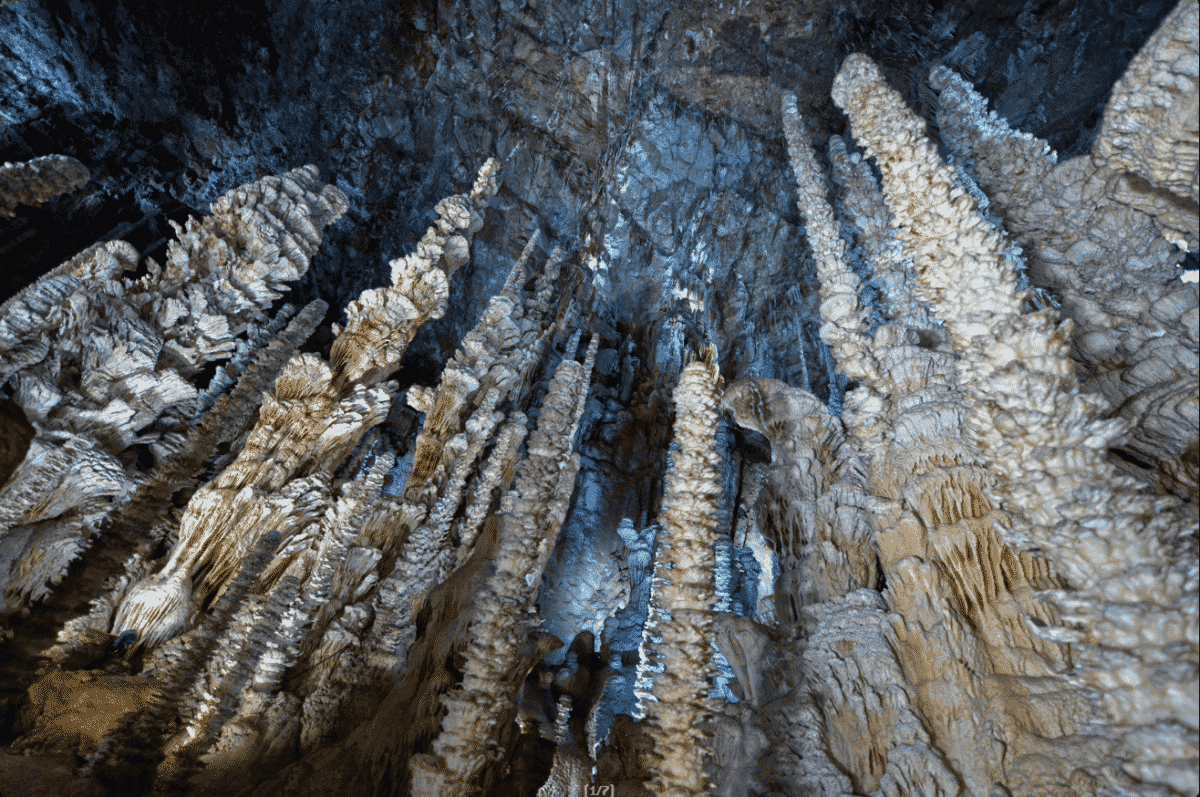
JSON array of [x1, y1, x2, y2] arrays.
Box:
[[0, 1, 1196, 797]]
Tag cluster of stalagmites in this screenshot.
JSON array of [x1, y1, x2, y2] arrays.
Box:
[[1, 2, 1197, 796], [750, 2, 1196, 794], [0, 162, 349, 612]]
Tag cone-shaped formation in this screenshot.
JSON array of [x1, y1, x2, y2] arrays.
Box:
[[929, 26, 1199, 503], [412, 338, 597, 797], [635, 349, 724, 797], [331, 159, 500, 391], [831, 50, 1197, 796], [1094, 0, 1199, 249]]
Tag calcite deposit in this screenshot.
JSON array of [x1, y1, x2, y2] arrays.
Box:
[[0, 1, 1196, 796]]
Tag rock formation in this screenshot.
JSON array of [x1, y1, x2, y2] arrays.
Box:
[[0, 1, 1195, 796]]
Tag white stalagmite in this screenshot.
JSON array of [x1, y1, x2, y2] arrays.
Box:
[[929, 28, 1199, 503], [43, 300, 327, 662], [1093, 0, 1199, 249], [833, 50, 1198, 795], [0, 163, 348, 619], [412, 337, 596, 797], [137, 164, 350, 375], [635, 348, 723, 797], [318, 234, 561, 745], [781, 92, 880, 388]]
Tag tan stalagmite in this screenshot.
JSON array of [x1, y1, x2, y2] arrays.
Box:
[[929, 29, 1199, 502], [331, 159, 500, 391], [411, 337, 596, 797], [833, 51, 1198, 795], [321, 236, 559, 742], [826, 135, 939, 336], [635, 348, 723, 797], [0, 154, 89, 218], [85, 529, 282, 784], [105, 159, 502, 655], [258, 447, 393, 756], [52, 159, 509, 792], [0, 165, 348, 617], [747, 74, 1112, 797], [536, 695, 592, 797], [1093, 0, 1199, 249], [106, 352, 392, 649], [404, 232, 536, 504], [823, 135, 924, 465], [453, 412, 528, 566], [783, 109, 1076, 787], [781, 92, 880, 389], [43, 301, 326, 662]]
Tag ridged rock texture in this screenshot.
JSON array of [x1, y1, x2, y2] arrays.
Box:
[[0, 1, 1196, 797], [0, 154, 89, 218]]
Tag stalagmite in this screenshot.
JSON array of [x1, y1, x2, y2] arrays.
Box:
[[781, 92, 879, 388], [635, 349, 723, 797], [134, 164, 350, 376], [927, 3, 1199, 501], [294, 233, 561, 753], [101, 159, 502, 657], [833, 49, 1198, 796], [85, 529, 281, 790], [42, 300, 327, 662], [0, 165, 348, 621], [330, 159, 500, 391], [1093, 0, 1199, 249], [411, 337, 597, 797], [1, 7, 1197, 797]]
